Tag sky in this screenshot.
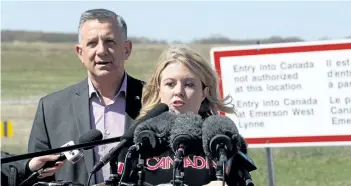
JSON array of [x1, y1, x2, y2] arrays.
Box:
[[1, 0, 351, 42]]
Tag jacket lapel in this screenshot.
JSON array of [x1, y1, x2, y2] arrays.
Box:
[[71, 74, 143, 184], [72, 78, 96, 184], [124, 74, 144, 133]]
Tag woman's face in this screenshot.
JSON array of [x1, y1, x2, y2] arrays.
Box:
[[159, 62, 207, 114]]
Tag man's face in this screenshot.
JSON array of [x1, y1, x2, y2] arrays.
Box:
[[75, 18, 132, 79]]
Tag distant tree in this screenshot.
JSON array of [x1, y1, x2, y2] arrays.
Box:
[[3, 30, 347, 45], [190, 34, 304, 44], [1, 30, 77, 43], [318, 36, 330, 40], [1, 30, 168, 44]]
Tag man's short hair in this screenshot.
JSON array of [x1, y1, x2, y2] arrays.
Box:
[[78, 8, 127, 41]]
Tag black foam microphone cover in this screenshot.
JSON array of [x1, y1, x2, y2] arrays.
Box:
[[79, 129, 103, 150], [169, 112, 203, 155], [202, 115, 239, 159]]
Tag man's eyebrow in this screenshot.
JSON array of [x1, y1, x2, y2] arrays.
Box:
[[85, 36, 97, 42], [101, 34, 116, 40]]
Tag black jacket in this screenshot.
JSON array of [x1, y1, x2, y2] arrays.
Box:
[[1, 151, 32, 186], [27, 74, 144, 185]]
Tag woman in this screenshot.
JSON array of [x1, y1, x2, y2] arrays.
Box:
[[115, 45, 245, 186], [138, 44, 235, 119]]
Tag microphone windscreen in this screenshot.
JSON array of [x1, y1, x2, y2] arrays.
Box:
[[122, 103, 169, 141], [136, 103, 169, 124], [79, 129, 103, 150], [169, 112, 203, 153], [133, 111, 177, 144], [202, 115, 239, 157], [238, 134, 248, 154]]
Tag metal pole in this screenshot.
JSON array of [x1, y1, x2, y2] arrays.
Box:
[[265, 147, 275, 186], [256, 40, 275, 186]]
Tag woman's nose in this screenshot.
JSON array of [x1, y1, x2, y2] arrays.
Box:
[[174, 84, 185, 97]]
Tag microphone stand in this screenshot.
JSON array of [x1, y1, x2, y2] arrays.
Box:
[[117, 145, 153, 186], [172, 144, 185, 186], [215, 144, 228, 186], [132, 145, 153, 186], [104, 174, 119, 186], [136, 153, 151, 186]]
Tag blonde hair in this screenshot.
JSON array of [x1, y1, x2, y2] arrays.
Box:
[[137, 44, 235, 119]]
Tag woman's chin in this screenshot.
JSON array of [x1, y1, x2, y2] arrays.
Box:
[[170, 107, 195, 115], [169, 107, 184, 114], [169, 109, 181, 114]]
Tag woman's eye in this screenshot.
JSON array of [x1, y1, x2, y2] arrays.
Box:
[[185, 82, 195, 87], [165, 82, 175, 87]]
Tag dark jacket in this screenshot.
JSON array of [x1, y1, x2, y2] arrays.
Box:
[[1, 151, 32, 186], [27, 74, 144, 185]]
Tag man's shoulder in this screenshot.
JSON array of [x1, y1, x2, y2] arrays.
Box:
[[127, 74, 145, 87], [40, 78, 87, 104]]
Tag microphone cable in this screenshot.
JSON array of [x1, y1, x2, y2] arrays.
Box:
[[118, 151, 132, 186], [86, 172, 93, 186]]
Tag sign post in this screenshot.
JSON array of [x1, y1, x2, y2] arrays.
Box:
[[210, 39, 351, 185]]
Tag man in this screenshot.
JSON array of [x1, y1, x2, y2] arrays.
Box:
[[27, 8, 144, 185]]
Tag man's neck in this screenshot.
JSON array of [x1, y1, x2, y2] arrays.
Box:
[[89, 73, 124, 100]]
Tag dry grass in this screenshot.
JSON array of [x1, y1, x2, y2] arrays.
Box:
[[1, 42, 351, 186]]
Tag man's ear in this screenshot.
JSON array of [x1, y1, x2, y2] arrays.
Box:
[[202, 87, 209, 102], [75, 45, 83, 64], [124, 40, 132, 61]]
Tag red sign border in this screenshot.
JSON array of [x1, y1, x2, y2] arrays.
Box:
[[212, 41, 351, 145]]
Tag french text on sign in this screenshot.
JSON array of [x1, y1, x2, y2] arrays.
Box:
[[211, 39, 351, 148]]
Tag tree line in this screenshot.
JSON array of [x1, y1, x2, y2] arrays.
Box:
[[1, 30, 350, 44]]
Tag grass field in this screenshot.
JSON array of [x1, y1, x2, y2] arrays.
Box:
[[1, 42, 351, 186]]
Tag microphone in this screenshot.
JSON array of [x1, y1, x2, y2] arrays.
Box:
[[132, 111, 177, 153], [202, 115, 239, 182], [2, 130, 110, 164], [44, 129, 103, 168], [202, 115, 257, 185], [118, 111, 177, 186], [168, 112, 203, 185], [18, 129, 103, 186], [169, 112, 203, 155], [225, 137, 256, 186], [238, 134, 248, 154], [202, 115, 239, 159], [90, 103, 169, 175]]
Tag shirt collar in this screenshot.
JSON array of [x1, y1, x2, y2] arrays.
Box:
[[88, 72, 127, 99]]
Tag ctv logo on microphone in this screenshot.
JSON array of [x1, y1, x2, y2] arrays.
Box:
[[61, 141, 84, 164]]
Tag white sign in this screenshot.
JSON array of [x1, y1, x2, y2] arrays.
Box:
[[210, 39, 351, 148]]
